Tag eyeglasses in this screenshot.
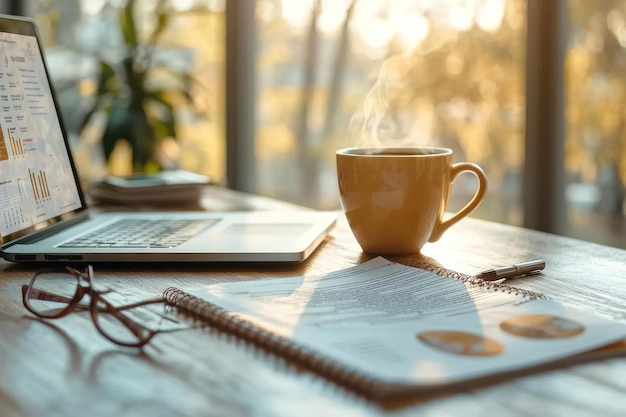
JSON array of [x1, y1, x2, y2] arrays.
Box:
[[22, 265, 171, 348]]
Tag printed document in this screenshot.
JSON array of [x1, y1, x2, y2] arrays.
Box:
[[184, 257, 626, 385]]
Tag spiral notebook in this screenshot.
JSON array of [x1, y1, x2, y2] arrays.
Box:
[[162, 257, 626, 401]]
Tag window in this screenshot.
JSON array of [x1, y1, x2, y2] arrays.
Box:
[[254, 0, 526, 228], [11, 0, 626, 249]]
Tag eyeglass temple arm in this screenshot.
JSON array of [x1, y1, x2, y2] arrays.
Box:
[[114, 298, 164, 311], [22, 285, 158, 318], [21, 285, 76, 304]]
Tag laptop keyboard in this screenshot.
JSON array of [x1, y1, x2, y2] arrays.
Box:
[[59, 218, 219, 249]]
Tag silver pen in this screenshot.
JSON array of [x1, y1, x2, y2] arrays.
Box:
[[476, 260, 546, 281]]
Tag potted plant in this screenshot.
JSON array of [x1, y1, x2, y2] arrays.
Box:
[[80, 0, 199, 173]]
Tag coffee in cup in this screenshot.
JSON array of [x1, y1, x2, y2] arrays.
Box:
[[336, 147, 487, 255]]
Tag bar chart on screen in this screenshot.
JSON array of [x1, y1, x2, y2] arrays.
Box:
[[7, 128, 24, 157], [0, 123, 27, 160], [28, 168, 51, 202]]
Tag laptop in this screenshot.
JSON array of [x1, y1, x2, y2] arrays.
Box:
[[0, 15, 336, 263]]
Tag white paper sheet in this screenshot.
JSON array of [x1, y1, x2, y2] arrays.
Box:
[[183, 257, 626, 385]]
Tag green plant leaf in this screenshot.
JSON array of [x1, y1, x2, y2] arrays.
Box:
[[120, 0, 139, 49], [150, 0, 170, 44], [79, 60, 119, 130], [97, 59, 119, 95]]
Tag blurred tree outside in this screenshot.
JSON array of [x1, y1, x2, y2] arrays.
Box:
[[255, 0, 527, 225], [565, 0, 626, 246]]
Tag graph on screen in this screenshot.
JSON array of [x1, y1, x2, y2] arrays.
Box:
[[8, 127, 24, 156], [0, 25, 82, 238], [28, 168, 51, 201]]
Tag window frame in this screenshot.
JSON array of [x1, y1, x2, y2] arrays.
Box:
[[1, 1, 24, 15], [524, 0, 567, 234], [225, 0, 257, 192]]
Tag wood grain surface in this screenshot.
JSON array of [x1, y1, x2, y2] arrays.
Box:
[[1, 186, 625, 417]]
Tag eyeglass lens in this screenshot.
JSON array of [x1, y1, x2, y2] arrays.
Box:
[[26, 269, 80, 318], [26, 268, 154, 347]]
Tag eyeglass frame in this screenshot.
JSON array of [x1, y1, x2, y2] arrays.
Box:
[[22, 265, 169, 348]]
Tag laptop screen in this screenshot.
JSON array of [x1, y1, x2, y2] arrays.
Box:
[[0, 16, 85, 245]]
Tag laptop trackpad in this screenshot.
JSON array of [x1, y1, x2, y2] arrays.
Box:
[[220, 223, 312, 238]]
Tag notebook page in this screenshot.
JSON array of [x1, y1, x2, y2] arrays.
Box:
[[181, 257, 626, 385]]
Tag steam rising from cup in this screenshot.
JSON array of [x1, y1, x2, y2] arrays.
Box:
[[349, 43, 454, 149]]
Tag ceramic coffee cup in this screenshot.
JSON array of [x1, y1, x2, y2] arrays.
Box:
[[336, 147, 487, 255]]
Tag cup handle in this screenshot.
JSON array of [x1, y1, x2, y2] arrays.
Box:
[[428, 162, 488, 242]]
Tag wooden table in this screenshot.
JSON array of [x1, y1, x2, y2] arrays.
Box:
[[1, 186, 625, 417]]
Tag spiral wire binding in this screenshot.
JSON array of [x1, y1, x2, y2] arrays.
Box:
[[162, 259, 545, 400], [396, 258, 545, 299], [162, 287, 395, 399]]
